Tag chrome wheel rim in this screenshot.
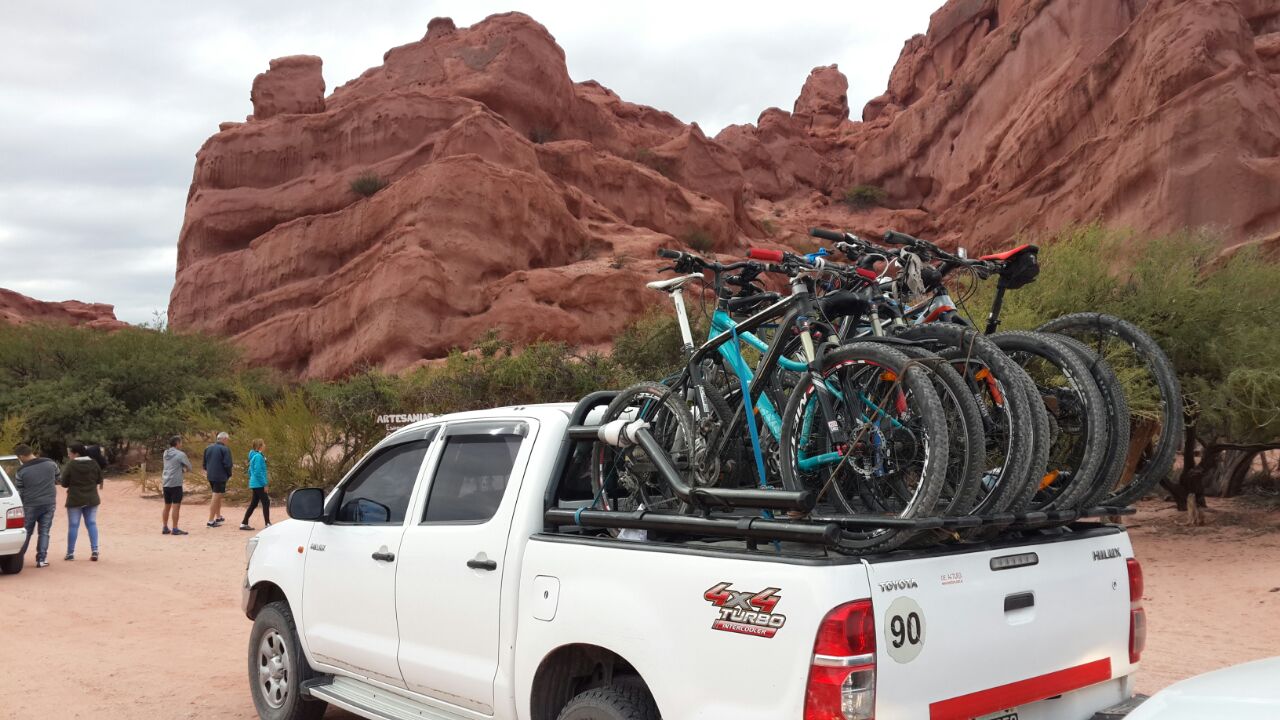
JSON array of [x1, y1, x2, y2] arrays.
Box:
[[257, 629, 291, 709]]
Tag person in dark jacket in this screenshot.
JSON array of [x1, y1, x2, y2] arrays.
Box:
[[60, 443, 103, 561], [14, 444, 58, 568], [202, 432, 233, 528]]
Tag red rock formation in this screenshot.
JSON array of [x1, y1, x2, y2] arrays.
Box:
[[0, 288, 125, 330], [170, 2, 1280, 378]]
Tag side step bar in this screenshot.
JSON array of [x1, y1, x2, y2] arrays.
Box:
[[304, 675, 471, 720]]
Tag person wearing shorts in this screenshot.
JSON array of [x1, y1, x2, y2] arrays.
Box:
[[161, 435, 191, 536], [203, 432, 232, 528]]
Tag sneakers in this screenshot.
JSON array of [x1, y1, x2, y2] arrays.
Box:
[[171, 528, 189, 536], [64, 554, 74, 561], [162, 527, 171, 535], [91, 551, 99, 562], [216, 516, 226, 523], [239, 524, 254, 531], [37, 560, 49, 568], [206, 519, 223, 528]]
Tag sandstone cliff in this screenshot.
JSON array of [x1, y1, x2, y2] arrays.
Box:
[[170, 1, 1280, 378], [0, 288, 125, 330]]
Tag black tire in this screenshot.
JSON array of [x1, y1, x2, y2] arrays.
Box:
[[779, 342, 949, 551], [1036, 312, 1183, 507], [590, 382, 699, 518], [894, 344, 985, 517], [557, 686, 658, 720], [1051, 334, 1132, 509], [0, 552, 23, 574], [247, 601, 326, 720], [990, 331, 1110, 511], [897, 324, 1040, 515]]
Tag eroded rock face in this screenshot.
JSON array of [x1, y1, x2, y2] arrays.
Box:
[[170, 2, 1280, 378], [0, 288, 125, 330]]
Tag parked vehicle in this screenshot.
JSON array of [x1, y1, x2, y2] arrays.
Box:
[[244, 400, 1149, 720], [1123, 656, 1280, 720], [0, 454, 27, 574]]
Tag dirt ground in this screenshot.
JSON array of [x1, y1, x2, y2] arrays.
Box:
[[1, 482, 1277, 719]]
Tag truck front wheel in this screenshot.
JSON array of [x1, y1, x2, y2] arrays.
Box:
[[248, 601, 326, 720], [557, 686, 658, 720]]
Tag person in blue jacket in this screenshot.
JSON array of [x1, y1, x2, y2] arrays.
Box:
[[239, 439, 270, 530]]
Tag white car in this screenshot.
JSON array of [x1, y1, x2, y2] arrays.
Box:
[[243, 402, 1149, 720], [1124, 657, 1280, 719], [0, 455, 27, 574]]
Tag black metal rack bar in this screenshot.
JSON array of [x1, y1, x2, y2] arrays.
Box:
[[545, 508, 843, 547]]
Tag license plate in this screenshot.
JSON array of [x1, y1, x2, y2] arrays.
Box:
[[977, 712, 1018, 720]]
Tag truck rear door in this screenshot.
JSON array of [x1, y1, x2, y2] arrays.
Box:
[[865, 528, 1139, 719]]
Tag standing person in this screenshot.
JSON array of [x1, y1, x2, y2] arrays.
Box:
[[203, 432, 233, 528], [60, 443, 102, 561], [14, 444, 58, 568], [161, 435, 191, 536], [240, 439, 270, 531]]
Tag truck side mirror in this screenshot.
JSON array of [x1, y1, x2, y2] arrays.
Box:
[[287, 487, 326, 521]]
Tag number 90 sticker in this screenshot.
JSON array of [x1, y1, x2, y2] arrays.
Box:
[[884, 596, 926, 664]]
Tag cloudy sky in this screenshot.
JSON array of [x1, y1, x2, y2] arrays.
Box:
[[0, 1, 936, 324]]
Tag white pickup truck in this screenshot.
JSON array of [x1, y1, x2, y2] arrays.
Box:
[[242, 400, 1149, 720]]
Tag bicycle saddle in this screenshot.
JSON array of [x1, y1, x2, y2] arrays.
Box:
[[646, 274, 703, 292]]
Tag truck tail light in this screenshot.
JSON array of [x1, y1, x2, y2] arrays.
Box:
[[805, 599, 875, 720], [1127, 558, 1146, 664], [5, 507, 24, 529]]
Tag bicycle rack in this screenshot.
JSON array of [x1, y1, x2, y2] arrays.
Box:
[[544, 392, 1138, 554]]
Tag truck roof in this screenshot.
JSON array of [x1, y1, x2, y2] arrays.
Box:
[[388, 402, 575, 439]]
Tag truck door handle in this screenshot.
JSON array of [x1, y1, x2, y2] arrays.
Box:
[[467, 558, 498, 571], [371, 551, 396, 562]]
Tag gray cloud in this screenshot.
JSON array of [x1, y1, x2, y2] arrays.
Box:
[[0, 0, 934, 324]]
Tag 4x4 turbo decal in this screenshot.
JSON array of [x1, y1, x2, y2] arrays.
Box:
[[704, 582, 786, 638]]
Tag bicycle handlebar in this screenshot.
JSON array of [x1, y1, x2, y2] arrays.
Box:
[[808, 227, 846, 243], [747, 248, 785, 262], [656, 248, 682, 260]]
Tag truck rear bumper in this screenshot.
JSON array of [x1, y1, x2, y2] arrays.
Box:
[[1091, 694, 1148, 719]]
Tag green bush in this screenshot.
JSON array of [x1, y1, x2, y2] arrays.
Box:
[[968, 225, 1280, 446], [0, 324, 238, 460], [843, 184, 887, 210], [350, 172, 388, 197], [635, 148, 676, 179]]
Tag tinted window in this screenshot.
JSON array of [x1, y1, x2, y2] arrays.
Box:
[[423, 431, 524, 523], [337, 441, 431, 524]]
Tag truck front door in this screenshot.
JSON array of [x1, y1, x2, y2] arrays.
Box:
[[395, 419, 535, 714], [301, 431, 436, 688]]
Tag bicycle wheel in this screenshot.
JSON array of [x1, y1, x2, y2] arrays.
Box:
[[990, 331, 1109, 511], [1051, 334, 1131, 509], [779, 342, 949, 552], [897, 324, 1042, 515], [1036, 312, 1183, 507], [590, 382, 699, 520], [895, 344, 985, 518]]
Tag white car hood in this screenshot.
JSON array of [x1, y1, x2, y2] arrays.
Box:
[[1128, 657, 1280, 720]]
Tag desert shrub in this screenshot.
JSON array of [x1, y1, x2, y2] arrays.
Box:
[[350, 171, 388, 197], [843, 184, 887, 210], [760, 218, 778, 236], [400, 331, 630, 416], [682, 229, 715, 253], [613, 305, 708, 382], [0, 324, 238, 460], [635, 148, 676, 178], [0, 415, 28, 456], [966, 224, 1280, 446]]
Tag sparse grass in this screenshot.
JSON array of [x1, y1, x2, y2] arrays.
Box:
[[350, 172, 388, 197], [682, 229, 715, 253], [843, 184, 887, 210], [760, 218, 777, 236], [609, 255, 630, 270], [635, 148, 676, 179]]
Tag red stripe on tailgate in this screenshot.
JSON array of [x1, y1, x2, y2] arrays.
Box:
[[929, 658, 1112, 720]]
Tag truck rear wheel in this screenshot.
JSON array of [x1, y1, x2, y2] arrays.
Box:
[[0, 552, 24, 574], [247, 601, 326, 720], [557, 686, 658, 720]]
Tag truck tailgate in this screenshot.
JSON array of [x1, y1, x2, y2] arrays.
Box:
[[866, 527, 1136, 719]]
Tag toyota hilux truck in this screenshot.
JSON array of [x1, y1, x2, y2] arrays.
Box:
[[242, 400, 1148, 720]]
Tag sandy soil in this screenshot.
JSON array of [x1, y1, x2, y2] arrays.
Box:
[[1, 482, 1277, 718]]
